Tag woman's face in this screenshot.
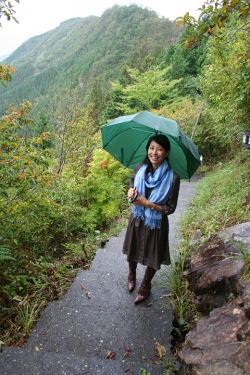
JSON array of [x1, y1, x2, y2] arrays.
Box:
[[148, 140, 169, 170]]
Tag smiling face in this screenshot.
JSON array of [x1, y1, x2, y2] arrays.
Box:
[[147, 140, 170, 170]]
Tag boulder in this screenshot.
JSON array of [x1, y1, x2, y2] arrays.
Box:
[[177, 223, 250, 374], [178, 303, 250, 373], [183, 361, 245, 375], [187, 235, 245, 314]]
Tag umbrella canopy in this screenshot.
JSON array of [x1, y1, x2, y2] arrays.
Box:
[[101, 111, 200, 179]]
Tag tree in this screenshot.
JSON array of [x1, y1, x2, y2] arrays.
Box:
[[153, 97, 204, 139], [111, 66, 181, 114], [0, 101, 53, 248], [0, 0, 19, 86], [200, 17, 250, 151], [176, 0, 250, 48], [0, 63, 15, 87], [34, 112, 54, 149], [0, 0, 19, 26], [86, 79, 106, 128]]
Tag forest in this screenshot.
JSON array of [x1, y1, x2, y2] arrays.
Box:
[[0, 0, 250, 350]]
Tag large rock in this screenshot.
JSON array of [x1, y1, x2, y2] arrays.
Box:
[[187, 235, 246, 314], [178, 303, 250, 374], [178, 223, 250, 374], [219, 222, 250, 252], [182, 361, 245, 375]]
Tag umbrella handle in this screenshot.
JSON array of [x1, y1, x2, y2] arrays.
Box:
[[128, 187, 138, 203]]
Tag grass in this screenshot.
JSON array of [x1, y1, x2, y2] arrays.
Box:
[[161, 247, 199, 337], [184, 150, 250, 238]]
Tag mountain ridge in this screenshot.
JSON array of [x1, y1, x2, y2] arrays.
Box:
[[0, 4, 182, 116]]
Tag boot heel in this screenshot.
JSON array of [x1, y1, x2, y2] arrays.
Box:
[[134, 266, 156, 305]]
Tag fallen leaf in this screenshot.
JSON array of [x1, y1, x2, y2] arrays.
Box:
[[125, 347, 131, 352], [35, 346, 40, 351], [160, 293, 174, 299], [106, 350, 116, 359], [81, 285, 87, 290], [125, 368, 130, 372], [13, 295, 23, 302], [86, 292, 91, 299], [155, 342, 166, 358], [151, 360, 162, 364], [146, 302, 153, 307]]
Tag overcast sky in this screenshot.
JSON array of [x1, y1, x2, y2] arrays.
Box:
[[0, 0, 204, 56]]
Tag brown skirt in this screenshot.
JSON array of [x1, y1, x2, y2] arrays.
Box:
[[122, 214, 170, 270]]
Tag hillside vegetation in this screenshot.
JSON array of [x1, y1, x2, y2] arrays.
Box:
[[0, 5, 181, 116], [0, 1, 250, 353]]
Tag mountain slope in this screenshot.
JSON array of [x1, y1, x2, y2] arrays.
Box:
[[0, 4, 182, 116]]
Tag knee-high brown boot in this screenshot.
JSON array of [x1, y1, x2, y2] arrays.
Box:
[[134, 266, 156, 304], [127, 262, 137, 292]]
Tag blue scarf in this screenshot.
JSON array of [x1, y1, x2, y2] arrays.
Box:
[[132, 159, 173, 229]]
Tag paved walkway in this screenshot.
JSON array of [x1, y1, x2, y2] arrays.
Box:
[[0, 177, 200, 375]]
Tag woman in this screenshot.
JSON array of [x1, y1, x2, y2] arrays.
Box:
[[123, 134, 180, 304]]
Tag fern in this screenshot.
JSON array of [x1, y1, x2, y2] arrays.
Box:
[[0, 245, 16, 262]]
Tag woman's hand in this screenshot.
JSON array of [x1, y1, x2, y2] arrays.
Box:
[[128, 188, 157, 210], [127, 187, 137, 201], [131, 191, 148, 207]]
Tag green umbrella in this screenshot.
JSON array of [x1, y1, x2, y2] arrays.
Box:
[[101, 111, 200, 179]]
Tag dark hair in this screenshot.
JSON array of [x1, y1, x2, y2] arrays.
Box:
[[143, 134, 170, 175]]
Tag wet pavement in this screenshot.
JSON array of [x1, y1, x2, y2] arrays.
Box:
[[0, 176, 200, 375]]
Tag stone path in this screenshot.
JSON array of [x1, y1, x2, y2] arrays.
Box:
[[0, 177, 200, 375]]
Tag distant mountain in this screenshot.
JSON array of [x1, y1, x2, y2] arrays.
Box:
[[0, 52, 13, 62], [0, 4, 182, 116]]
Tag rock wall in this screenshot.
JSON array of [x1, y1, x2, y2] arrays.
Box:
[[178, 223, 250, 375]]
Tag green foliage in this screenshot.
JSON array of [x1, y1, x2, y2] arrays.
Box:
[[200, 17, 250, 152], [227, 241, 250, 279], [0, 245, 15, 261], [16, 300, 44, 336], [0, 0, 19, 26], [2, 0, 250, 351], [0, 64, 16, 87], [176, 0, 250, 48], [184, 151, 250, 238], [59, 148, 131, 236], [161, 249, 198, 331], [109, 66, 182, 115], [87, 149, 131, 219], [153, 97, 204, 138], [164, 30, 208, 98], [0, 101, 53, 249], [0, 252, 78, 344], [0, 5, 181, 116]]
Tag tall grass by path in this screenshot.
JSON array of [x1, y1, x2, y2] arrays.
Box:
[[184, 151, 250, 239]]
